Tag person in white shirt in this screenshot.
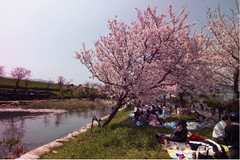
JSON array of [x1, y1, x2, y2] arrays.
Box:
[[212, 115, 230, 144]]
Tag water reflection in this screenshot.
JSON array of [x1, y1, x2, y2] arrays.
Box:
[[0, 107, 111, 158], [43, 116, 50, 128], [3, 118, 25, 140]]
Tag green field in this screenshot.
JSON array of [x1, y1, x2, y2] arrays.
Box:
[[0, 77, 98, 100], [21, 99, 111, 111], [0, 77, 59, 89]]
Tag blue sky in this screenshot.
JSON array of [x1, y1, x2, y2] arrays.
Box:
[[0, 0, 237, 85]]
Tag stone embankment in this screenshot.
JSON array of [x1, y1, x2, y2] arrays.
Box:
[[0, 108, 66, 114]]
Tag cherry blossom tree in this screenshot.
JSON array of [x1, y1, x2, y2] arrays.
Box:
[[76, 5, 208, 126], [58, 76, 66, 88], [207, 6, 239, 99], [10, 67, 31, 91], [0, 66, 5, 77]]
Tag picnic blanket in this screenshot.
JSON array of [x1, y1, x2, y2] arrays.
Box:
[[165, 140, 229, 159], [163, 122, 200, 130], [130, 112, 201, 130], [159, 113, 171, 117], [163, 122, 177, 129], [186, 122, 201, 130], [165, 141, 194, 160]]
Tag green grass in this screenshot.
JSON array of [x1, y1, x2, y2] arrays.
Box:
[[21, 99, 110, 111], [40, 107, 171, 159], [40, 108, 180, 159], [0, 77, 71, 100], [40, 108, 214, 159], [4, 137, 20, 147], [0, 77, 59, 90]]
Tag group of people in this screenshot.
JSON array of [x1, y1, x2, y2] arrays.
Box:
[[131, 103, 239, 159], [156, 111, 239, 159], [212, 112, 239, 159], [132, 104, 169, 126]]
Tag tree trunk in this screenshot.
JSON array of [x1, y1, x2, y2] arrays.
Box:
[[103, 99, 124, 127], [14, 79, 20, 92], [24, 79, 29, 89], [179, 92, 185, 107], [233, 68, 239, 99]]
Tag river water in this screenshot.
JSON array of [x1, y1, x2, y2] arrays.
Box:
[[0, 107, 112, 154]]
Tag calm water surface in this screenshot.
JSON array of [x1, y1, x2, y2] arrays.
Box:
[[0, 107, 111, 152]]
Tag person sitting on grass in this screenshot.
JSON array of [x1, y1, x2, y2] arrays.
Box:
[[212, 115, 230, 144], [156, 120, 188, 143], [188, 139, 229, 159], [224, 112, 239, 159], [148, 112, 165, 127], [138, 111, 149, 124], [133, 108, 142, 121]]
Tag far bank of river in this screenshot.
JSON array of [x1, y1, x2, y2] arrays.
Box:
[[0, 104, 112, 159]]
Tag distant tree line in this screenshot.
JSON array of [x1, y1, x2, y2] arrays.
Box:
[[0, 66, 107, 100]]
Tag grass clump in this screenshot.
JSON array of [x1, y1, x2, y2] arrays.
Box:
[[4, 137, 20, 147]]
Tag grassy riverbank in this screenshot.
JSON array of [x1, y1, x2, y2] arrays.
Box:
[[20, 99, 113, 111], [40, 107, 213, 159]]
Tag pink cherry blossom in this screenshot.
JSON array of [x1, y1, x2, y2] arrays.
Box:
[[76, 5, 211, 126], [207, 7, 239, 99], [0, 66, 5, 77], [10, 67, 31, 91]]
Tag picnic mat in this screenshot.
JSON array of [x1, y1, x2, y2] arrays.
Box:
[[186, 122, 201, 130], [166, 142, 229, 159], [130, 112, 201, 130], [165, 141, 194, 160], [163, 122, 200, 130]]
